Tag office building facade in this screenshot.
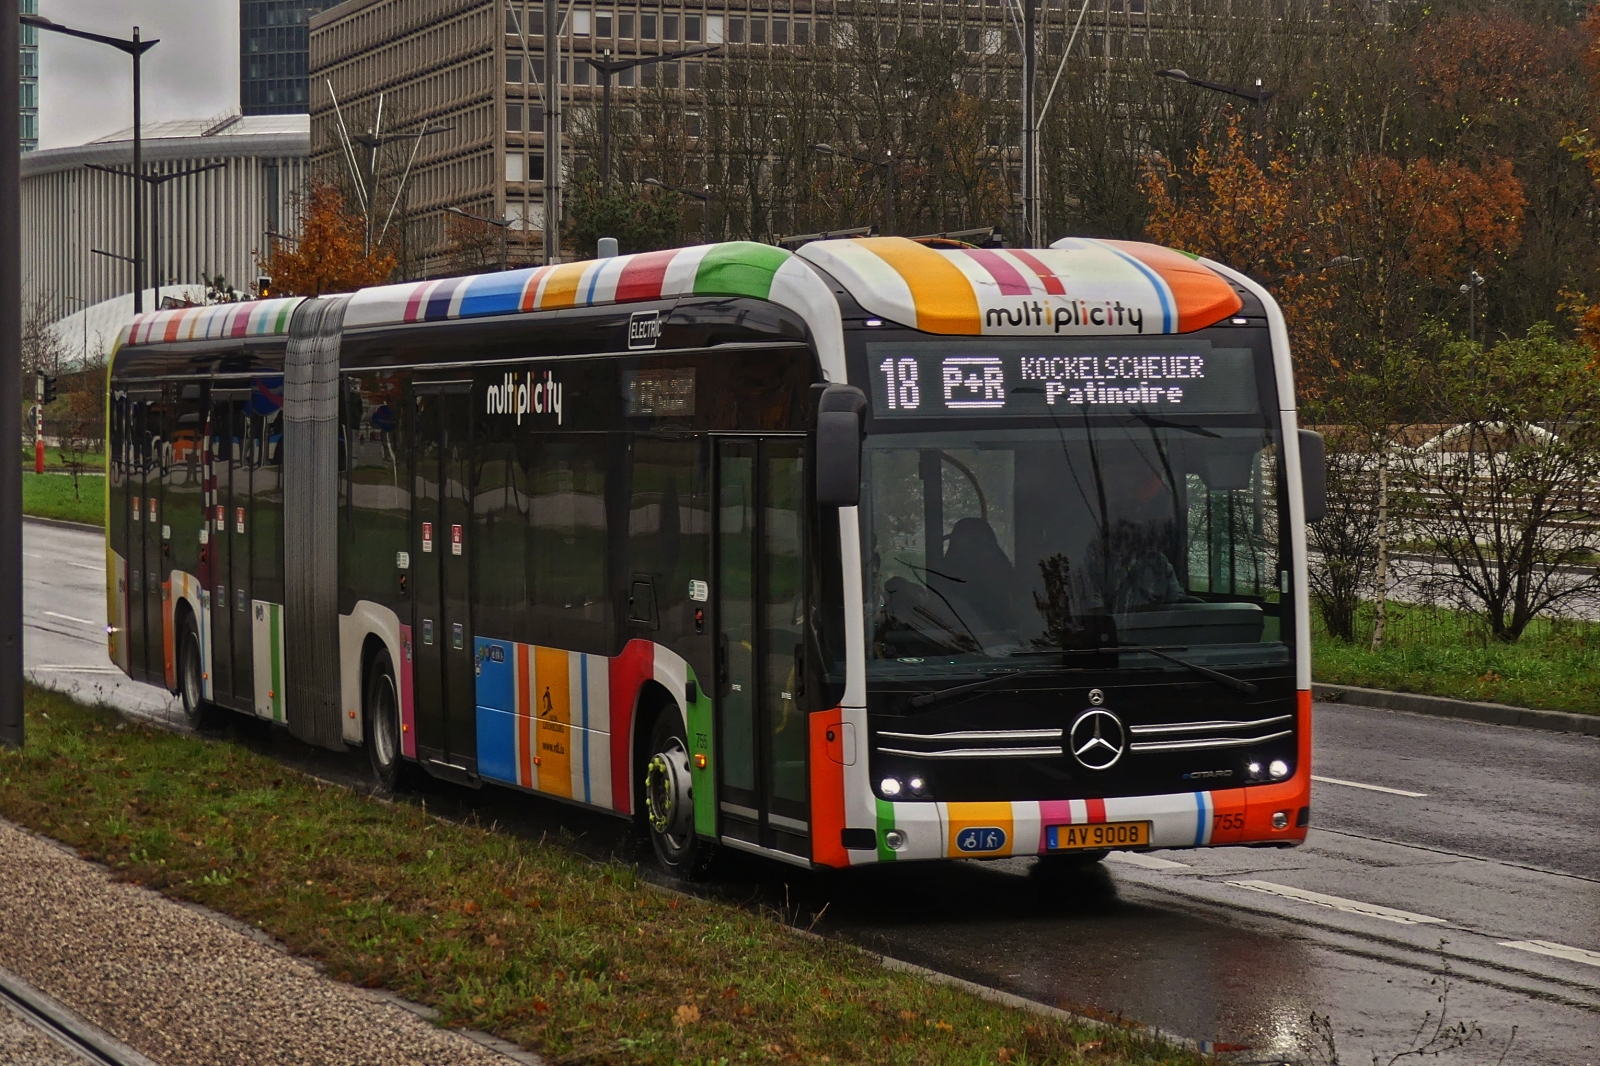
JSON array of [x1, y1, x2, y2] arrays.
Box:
[[20, 0, 38, 152], [243, 0, 339, 114]]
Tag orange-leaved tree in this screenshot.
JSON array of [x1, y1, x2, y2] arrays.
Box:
[[1143, 114, 1339, 391], [262, 183, 397, 297], [1326, 154, 1525, 346]]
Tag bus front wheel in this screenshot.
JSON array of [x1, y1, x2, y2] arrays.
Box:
[[365, 648, 404, 791], [642, 711, 715, 879], [177, 616, 212, 729]]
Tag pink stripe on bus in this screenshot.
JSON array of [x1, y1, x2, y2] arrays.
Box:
[[962, 248, 1033, 296], [1008, 249, 1067, 296]]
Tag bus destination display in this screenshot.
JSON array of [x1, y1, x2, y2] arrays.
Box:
[[868, 340, 1259, 419]]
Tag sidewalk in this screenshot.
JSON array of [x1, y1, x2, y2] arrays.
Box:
[[0, 818, 537, 1066]]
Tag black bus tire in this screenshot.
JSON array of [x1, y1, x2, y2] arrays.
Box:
[[642, 710, 716, 880], [365, 648, 405, 791], [177, 616, 212, 729]]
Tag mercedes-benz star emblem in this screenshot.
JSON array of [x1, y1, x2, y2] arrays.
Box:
[[1069, 708, 1126, 771], [1087, 688, 1105, 706]]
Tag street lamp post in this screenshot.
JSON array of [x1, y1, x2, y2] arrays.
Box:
[[448, 206, 514, 271], [642, 177, 713, 244], [812, 143, 895, 236], [586, 45, 718, 192], [87, 161, 226, 310], [2, 0, 21, 746], [23, 15, 158, 311], [1155, 68, 1276, 172], [1459, 270, 1485, 344]]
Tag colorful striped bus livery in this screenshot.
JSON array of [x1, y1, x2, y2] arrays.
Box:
[[107, 237, 1317, 875]]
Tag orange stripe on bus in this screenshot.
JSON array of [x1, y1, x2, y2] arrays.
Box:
[[808, 708, 849, 869], [1104, 240, 1242, 333], [868, 238, 982, 335], [535, 262, 589, 310]]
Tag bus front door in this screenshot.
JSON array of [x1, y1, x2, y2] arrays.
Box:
[[412, 384, 478, 779], [716, 438, 809, 858]]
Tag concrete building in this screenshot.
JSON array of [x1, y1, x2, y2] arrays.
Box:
[[308, 0, 1151, 275], [21, 114, 309, 319], [243, 0, 339, 114], [20, 0, 38, 152]]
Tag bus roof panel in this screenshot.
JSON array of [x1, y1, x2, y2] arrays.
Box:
[[121, 297, 306, 348], [796, 236, 1243, 336]]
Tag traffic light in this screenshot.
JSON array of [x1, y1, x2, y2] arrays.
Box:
[[41, 375, 57, 404], [256, 274, 272, 298]]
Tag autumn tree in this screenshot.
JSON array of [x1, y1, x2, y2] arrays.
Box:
[[263, 183, 397, 297]]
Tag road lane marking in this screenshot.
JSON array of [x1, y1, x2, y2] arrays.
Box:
[[39, 611, 99, 627], [1312, 774, 1427, 798], [1499, 940, 1600, 968], [30, 665, 120, 674], [66, 562, 100, 572], [1225, 879, 1446, 925], [1106, 851, 1188, 870]]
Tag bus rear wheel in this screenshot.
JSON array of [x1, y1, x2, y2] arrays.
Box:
[[642, 711, 715, 879], [365, 648, 404, 791], [177, 616, 212, 729]]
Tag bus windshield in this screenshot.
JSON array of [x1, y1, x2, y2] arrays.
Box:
[[860, 419, 1288, 678]]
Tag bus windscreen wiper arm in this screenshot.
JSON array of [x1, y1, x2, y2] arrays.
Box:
[[1118, 643, 1258, 696], [909, 667, 1066, 708]]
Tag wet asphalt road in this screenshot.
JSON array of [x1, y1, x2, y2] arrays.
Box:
[[24, 518, 1600, 1065]]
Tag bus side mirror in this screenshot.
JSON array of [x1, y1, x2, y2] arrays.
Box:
[[816, 384, 867, 508], [1298, 429, 1326, 523]]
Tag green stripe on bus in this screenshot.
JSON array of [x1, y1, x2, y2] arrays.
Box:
[[273, 302, 293, 333], [269, 603, 283, 722], [685, 667, 716, 838], [692, 242, 790, 300], [875, 798, 897, 863]]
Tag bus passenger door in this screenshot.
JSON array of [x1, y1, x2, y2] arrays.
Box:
[[141, 394, 167, 685], [412, 384, 478, 777], [715, 438, 809, 858]]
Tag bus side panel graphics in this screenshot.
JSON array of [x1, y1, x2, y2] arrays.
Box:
[[106, 550, 128, 672], [251, 601, 286, 722], [474, 638, 613, 808], [166, 570, 205, 697], [682, 663, 714, 838], [945, 802, 1018, 858]]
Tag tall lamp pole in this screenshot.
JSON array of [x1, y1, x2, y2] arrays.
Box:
[[23, 15, 158, 311], [1154, 68, 1276, 172], [642, 177, 713, 244], [1021, 0, 1037, 247], [586, 45, 718, 192], [87, 161, 226, 310], [811, 143, 895, 236], [1, 0, 22, 747], [543, 0, 561, 266]]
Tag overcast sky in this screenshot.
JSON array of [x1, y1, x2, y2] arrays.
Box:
[[37, 0, 239, 151]]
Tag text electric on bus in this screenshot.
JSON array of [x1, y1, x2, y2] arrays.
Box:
[[105, 236, 1325, 876]]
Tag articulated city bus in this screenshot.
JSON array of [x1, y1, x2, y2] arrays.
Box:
[[106, 236, 1323, 876]]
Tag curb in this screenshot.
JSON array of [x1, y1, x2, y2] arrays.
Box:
[[23, 514, 101, 535], [1312, 683, 1600, 737]]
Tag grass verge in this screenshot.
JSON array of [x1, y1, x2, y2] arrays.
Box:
[[1313, 601, 1600, 715], [22, 471, 103, 526], [0, 687, 1199, 1066]]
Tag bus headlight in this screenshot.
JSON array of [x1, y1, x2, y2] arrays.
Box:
[[880, 777, 902, 798], [908, 776, 927, 797], [1269, 759, 1290, 780]]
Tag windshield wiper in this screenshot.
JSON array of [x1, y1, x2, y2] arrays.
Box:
[[1118, 643, 1258, 696], [908, 667, 1071, 708]]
